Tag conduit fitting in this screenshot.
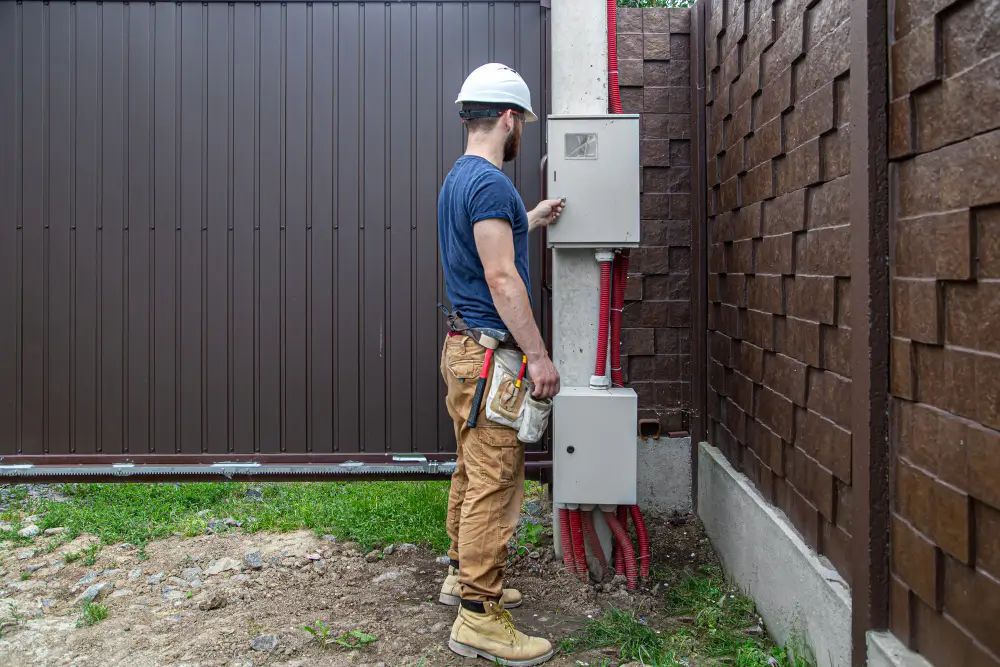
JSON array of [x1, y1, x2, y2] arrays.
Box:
[[594, 249, 615, 263], [590, 374, 612, 390], [593, 249, 615, 387]]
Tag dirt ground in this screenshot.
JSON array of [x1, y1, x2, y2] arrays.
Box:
[[0, 506, 715, 667]]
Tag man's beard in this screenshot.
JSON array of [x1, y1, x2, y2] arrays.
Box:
[[503, 122, 522, 163]]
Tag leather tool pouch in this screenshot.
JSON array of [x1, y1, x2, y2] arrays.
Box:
[[485, 349, 553, 444]]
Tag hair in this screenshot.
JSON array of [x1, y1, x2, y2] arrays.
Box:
[[461, 102, 524, 134]]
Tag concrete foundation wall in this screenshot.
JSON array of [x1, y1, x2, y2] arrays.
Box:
[[867, 632, 936, 667], [637, 436, 691, 514], [697, 442, 851, 667]]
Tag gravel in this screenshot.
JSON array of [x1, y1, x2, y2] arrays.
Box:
[[250, 634, 279, 653]]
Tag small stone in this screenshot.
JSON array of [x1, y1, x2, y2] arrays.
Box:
[[224, 517, 241, 528], [76, 572, 100, 588], [44, 527, 67, 536], [25, 564, 45, 573], [205, 557, 241, 576], [0, 522, 14, 533], [110, 589, 134, 599], [231, 574, 250, 582], [244, 552, 264, 570], [364, 551, 381, 563], [396, 543, 418, 553], [524, 499, 543, 517], [198, 593, 228, 611], [17, 550, 35, 560], [181, 567, 203, 582], [189, 578, 202, 589], [128, 568, 143, 582], [430, 622, 446, 633], [383, 544, 395, 557], [197, 510, 211, 518], [167, 577, 190, 589], [18, 525, 40, 538], [251, 634, 279, 653], [244, 488, 264, 502], [147, 573, 166, 586], [119, 543, 135, 550], [76, 582, 115, 606], [436, 556, 451, 566], [373, 571, 403, 584], [162, 588, 187, 601], [313, 560, 327, 574], [529, 551, 541, 560], [322, 535, 337, 543]]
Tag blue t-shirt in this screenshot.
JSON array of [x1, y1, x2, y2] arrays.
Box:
[[438, 155, 531, 331]]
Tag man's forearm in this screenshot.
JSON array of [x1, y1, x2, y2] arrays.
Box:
[[488, 274, 547, 360]]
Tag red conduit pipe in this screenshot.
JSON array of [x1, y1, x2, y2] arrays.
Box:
[[581, 510, 608, 576], [607, 0, 623, 114], [604, 511, 638, 590], [615, 506, 628, 576], [569, 509, 589, 579], [629, 504, 651, 578], [558, 507, 575, 571], [610, 251, 630, 388], [594, 260, 613, 379]]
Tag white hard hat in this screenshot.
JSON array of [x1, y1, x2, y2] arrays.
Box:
[[455, 63, 538, 122]]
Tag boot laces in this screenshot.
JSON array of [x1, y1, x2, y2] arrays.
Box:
[[493, 607, 518, 642]]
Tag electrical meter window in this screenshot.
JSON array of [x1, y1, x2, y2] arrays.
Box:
[[565, 133, 598, 159]]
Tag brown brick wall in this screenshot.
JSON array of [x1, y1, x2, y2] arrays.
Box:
[[701, 0, 854, 582], [617, 7, 693, 434], [888, 0, 1000, 660]]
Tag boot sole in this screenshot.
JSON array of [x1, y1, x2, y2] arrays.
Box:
[[448, 639, 554, 666], [438, 593, 522, 609]]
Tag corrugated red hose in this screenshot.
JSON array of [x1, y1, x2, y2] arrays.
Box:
[[610, 251, 630, 388], [595, 260, 613, 379], [569, 509, 589, 579], [607, 0, 623, 114], [559, 507, 575, 571], [604, 510, 638, 589], [581, 510, 608, 576], [629, 504, 651, 578]]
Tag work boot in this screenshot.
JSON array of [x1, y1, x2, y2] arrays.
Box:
[[449, 600, 554, 666], [439, 566, 523, 608]]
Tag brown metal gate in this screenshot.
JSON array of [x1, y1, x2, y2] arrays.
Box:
[[0, 0, 552, 480]]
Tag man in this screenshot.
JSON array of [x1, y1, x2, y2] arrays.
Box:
[[436, 63, 565, 666]]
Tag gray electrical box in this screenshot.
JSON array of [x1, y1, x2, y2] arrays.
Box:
[[552, 387, 638, 506], [545, 115, 641, 249]]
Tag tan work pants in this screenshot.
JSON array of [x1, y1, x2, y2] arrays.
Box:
[[440, 334, 526, 602]]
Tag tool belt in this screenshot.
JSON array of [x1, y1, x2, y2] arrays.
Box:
[[439, 305, 521, 352]]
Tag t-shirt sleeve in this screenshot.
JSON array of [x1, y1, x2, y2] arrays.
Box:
[[467, 171, 518, 226]]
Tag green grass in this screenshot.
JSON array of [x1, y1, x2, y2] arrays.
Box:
[[78, 602, 109, 627], [562, 566, 815, 667], [5, 481, 452, 552]]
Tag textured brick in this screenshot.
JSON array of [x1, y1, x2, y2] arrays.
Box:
[[752, 421, 786, 472], [967, 424, 1000, 510], [797, 408, 852, 482], [645, 274, 690, 301], [641, 140, 671, 168], [776, 315, 821, 366], [785, 83, 836, 151], [945, 282, 1000, 355], [837, 479, 853, 534], [656, 327, 687, 355], [730, 371, 756, 417], [733, 203, 764, 240], [895, 210, 973, 280], [670, 247, 691, 274], [914, 48, 1000, 155], [621, 87, 645, 115], [890, 96, 915, 159], [898, 129, 1000, 218], [743, 162, 777, 205], [629, 355, 684, 382], [672, 34, 691, 59], [623, 301, 671, 328], [763, 188, 806, 235], [671, 140, 692, 165], [720, 0, 747, 59], [709, 242, 727, 273], [785, 275, 836, 325], [644, 60, 691, 88], [642, 7, 671, 32], [795, 19, 850, 98], [618, 7, 643, 33], [642, 113, 691, 140], [942, 556, 1000, 656], [720, 177, 740, 213], [823, 521, 853, 585], [892, 20, 940, 96], [808, 176, 850, 229], [618, 33, 644, 61], [740, 342, 766, 382], [637, 247, 671, 274], [892, 278, 942, 344], [892, 515, 940, 609], [746, 309, 776, 350], [643, 88, 673, 114], [719, 303, 744, 338], [805, 0, 851, 50], [785, 484, 822, 550], [897, 460, 936, 541], [747, 274, 784, 314], [757, 233, 795, 274], [624, 274, 643, 302], [644, 167, 692, 194], [821, 324, 852, 378], [822, 124, 852, 180], [794, 225, 850, 276], [756, 385, 796, 442], [775, 138, 823, 196], [622, 328, 655, 356], [728, 239, 755, 275], [644, 33, 672, 61], [763, 15, 805, 84], [759, 66, 794, 123], [980, 207, 1000, 279], [889, 577, 912, 647], [733, 57, 763, 113], [914, 345, 1000, 431], [891, 337, 916, 399], [746, 10, 776, 64], [748, 116, 784, 169], [898, 460, 973, 564], [808, 368, 852, 429], [836, 277, 852, 326], [764, 352, 809, 406], [620, 59, 645, 88], [912, 595, 1000, 667], [722, 139, 747, 182], [710, 360, 728, 395], [711, 331, 734, 367], [785, 444, 835, 519], [901, 401, 969, 490], [977, 501, 1000, 579], [642, 219, 691, 246]]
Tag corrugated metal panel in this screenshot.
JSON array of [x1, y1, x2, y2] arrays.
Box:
[[0, 0, 550, 465]]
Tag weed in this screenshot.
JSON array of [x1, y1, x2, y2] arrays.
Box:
[[19, 571, 31, 581], [561, 608, 668, 664], [302, 620, 333, 650], [77, 602, 108, 627], [63, 550, 82, 564], [332, 629, 378, 650], [81, 543, 100, 567]]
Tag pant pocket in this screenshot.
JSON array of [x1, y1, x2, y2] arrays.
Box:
[[476, 427, 519, 486]]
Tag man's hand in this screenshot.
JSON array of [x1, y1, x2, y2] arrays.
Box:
[[528, 354, 560, 399], [528, 198, 566, 231]]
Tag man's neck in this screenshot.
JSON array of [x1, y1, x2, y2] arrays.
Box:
[[464, 135, 504, 169]]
